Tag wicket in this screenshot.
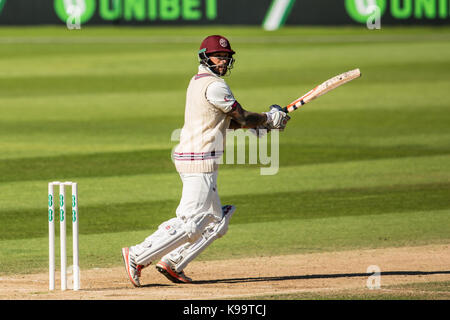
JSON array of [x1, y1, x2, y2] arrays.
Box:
[[48, 181, 79, 291]]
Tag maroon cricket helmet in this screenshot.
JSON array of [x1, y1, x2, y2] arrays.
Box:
[[198, 35, 235, 56]]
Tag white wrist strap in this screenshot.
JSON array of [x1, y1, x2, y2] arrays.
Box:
[[264, 112, 273, 125]]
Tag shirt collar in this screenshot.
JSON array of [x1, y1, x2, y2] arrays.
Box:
[[198, 64, 220, 78]]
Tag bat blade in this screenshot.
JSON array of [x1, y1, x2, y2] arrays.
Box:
[[284, 68, 361, 113]]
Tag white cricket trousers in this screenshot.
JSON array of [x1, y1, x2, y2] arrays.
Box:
[[176, 170, 223, 222]]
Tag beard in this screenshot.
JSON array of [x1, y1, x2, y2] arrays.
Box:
[[214, 64, 228, 76]]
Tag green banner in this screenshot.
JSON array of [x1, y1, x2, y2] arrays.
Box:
[[53, 0, 218, 25], [345, 0, 450, 23], [0, 0, 449, 26], [0, 0, 6, 15], [345, 0, 387, 23], [54, 0, 97, 24], [263, 0, 296, 31]]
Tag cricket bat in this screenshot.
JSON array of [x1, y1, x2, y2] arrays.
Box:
[[282, 68, 361, 113]]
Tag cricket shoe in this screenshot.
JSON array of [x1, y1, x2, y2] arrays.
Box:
[[121, 247, 144, 287], [155, 260, 193, 284]]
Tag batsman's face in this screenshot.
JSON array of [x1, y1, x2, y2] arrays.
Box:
[[210, 52, 232, 76]]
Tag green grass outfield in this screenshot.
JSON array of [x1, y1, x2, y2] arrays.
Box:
[[0, 26, 449, 287]]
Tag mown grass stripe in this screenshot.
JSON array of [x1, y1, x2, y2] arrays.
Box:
[[1, 209, 448, 275], [1, 34, 450, 45], [0, 74, 191, 97], [1, 62, 450, 97], [1, 145, 448, 183], [2, 182, 448, 241]]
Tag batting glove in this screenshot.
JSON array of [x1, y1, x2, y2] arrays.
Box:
[[264, 104, 290, 130]]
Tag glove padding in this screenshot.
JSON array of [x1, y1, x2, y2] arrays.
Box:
[[264, 105, 290, 130]]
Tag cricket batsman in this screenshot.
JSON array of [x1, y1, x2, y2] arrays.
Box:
[[122, 35, 290, 286]]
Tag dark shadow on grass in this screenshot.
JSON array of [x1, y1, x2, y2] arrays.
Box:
[[1, 144, 449, 183], [191, 270, 450, 285]]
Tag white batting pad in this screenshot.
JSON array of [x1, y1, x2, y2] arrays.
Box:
[[164, 205, 236, 272], [132, 213, 217, 267]]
